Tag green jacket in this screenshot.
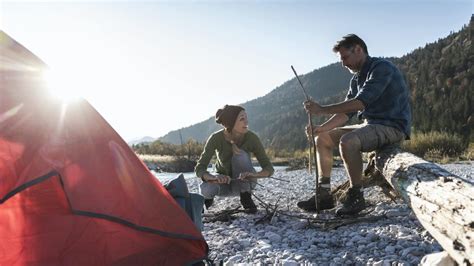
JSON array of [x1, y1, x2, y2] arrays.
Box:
[[195, 129, 274, 179]]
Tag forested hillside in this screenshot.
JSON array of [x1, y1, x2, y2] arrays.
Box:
[[393, 19, 472, 139], [158, 17, 472, 152]]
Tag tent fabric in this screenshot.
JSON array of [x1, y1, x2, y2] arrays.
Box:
[[0, 31, 208, 265]]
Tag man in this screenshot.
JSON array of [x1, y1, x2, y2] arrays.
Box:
[[297, 34, 411, 215]]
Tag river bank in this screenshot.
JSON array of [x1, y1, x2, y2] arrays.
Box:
[[181, 162, 472, 265], [139, 154, 293, 173]]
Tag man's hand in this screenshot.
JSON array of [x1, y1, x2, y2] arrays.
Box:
[[303, 100, 323, 115], [305, 124, 326, 140], [205, 174, 231, 184]]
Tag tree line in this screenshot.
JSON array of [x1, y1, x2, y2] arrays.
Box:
[[133, 139, 204, 159], [136, 17, 473, 158]]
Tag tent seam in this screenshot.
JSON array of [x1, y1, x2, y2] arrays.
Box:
[[0, 170, 206, 242]]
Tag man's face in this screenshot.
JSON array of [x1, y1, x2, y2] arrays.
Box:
[[337, 46, 364, 73]]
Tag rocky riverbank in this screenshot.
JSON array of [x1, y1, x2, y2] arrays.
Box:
[[184, 162, 472, 265]]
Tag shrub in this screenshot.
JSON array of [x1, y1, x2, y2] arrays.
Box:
[[402, 131, 466, 158], [460, 142, 474, 160]]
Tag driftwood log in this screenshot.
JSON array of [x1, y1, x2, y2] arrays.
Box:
[[358, 147, 474, 265]]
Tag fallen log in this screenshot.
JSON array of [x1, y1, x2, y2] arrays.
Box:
[[365, 147, 473, 265]]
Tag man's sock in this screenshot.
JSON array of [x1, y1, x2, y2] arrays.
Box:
[[319, 176, 331, 190]]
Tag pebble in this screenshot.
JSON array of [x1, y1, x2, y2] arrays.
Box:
[[265, 231, 282, 242], [180, 163, 473, 264], [281, 259, 299, 266]]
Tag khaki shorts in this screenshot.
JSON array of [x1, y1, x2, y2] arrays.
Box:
[[328, 123, 405, 152]]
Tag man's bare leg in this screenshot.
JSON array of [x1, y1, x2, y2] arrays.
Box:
[[339, 133, 363, 186], [315, 132, 336, 178], [297, 131, 337, 211], [335, 132, 366, 216]]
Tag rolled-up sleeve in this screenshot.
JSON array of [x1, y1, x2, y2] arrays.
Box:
[[355, 62, 394, 107], [345, 78, 358, 119]]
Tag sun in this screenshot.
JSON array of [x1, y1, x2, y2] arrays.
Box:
[[43, 69, 83, 102]]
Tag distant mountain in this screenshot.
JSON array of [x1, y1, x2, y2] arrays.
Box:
[[159, 62, 352, 150], [160, 17, 473, 150], [128, 136, 156, 145]]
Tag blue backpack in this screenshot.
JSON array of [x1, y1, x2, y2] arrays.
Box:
[[164, 174, 204, 231]]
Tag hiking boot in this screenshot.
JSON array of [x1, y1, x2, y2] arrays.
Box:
[[204, 198, 214, 209], [335, 186, 366, 216], [240, 192, 257, 214], [297, 187, 334, 212]]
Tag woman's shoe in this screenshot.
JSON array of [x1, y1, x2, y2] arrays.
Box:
[[204, 198, 214, 209], [240, 192, 257, 213]]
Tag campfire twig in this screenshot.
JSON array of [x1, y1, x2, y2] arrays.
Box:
[[268, 176, 290, 183], [204, 191, 386, 230], [255, 197, 280, 224], [321, 214, 386, 230], [203, 206, 246, 223], [270, 198, 280, 223], [250, 192, 272, 210], [250, 197, 386, 229]]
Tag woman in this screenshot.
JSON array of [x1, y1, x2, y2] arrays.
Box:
[[194, 105, 274, 213]]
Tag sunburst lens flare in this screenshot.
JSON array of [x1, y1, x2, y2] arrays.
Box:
[[43, 69, 83, 103]]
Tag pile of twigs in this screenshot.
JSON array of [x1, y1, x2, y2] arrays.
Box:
[[252, 192, 386, 230], [203, 191, 387, 230], [203, 158, 394, 228], [202, 206, 248, 223]]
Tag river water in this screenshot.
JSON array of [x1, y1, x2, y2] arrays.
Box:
[[153, 166, 288, 182]]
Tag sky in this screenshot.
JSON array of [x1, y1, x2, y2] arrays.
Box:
[[1, 0, 472, 141]]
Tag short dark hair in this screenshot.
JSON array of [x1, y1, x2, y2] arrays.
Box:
[[332, 34, 368, 55]]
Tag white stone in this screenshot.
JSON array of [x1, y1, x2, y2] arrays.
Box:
[[224, 255, 244, 265], [238, 239, 251, 247], [281, 259, 299, 266], [420, 251, 456, 266]]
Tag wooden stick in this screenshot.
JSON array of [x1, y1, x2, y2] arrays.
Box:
[[291, 65, 320, 213]]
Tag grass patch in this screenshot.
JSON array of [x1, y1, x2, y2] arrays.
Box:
[[402, 131, 469, 162], [137, 154, 175, 163]]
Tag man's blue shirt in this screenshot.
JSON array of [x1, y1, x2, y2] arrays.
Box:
[[345, 56, 412, 139]]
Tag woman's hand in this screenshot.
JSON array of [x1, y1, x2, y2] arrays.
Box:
[[238, 172, 255, 180], [204, 173, 231, 184]]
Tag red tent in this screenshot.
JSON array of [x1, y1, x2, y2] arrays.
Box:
[[0, 31, 208, 265]]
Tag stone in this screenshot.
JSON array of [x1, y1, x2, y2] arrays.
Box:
[[265, 232, 282, 242], [420, 252, 456, 266], [238, 239, 251, 248], [281, 259, 299, 266], [384, 245, 396, 254], [386, 209, 406, 217], [224, 255, 244, 265], [368, 258, 387, 266], [366, 232, 379, 242]]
